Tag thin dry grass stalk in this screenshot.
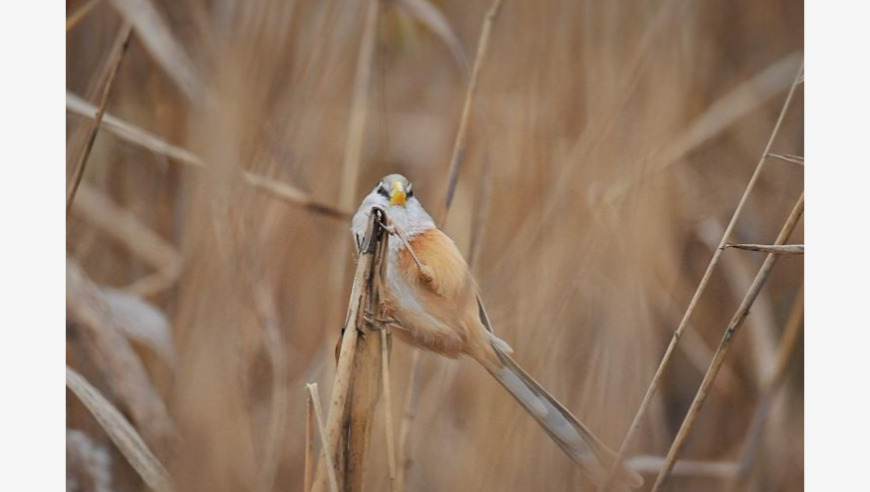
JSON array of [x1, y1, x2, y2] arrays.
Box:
[[468, 156, 493, 272], [650, 192, 805, 492], [312, 209, 390, 492], [724, 243, 804, 255], [697, 220, 779, 386], [436, 0, 505, 225], [66, 93, 350, 220], [728, 283, 804, 492], [601, 61, 805, 492], [66, 366, 174, 492], [308, 383, 340, 492], [66, 21, 132, 215], [67, 0, 105, 32], [244, 173, 350, 220], [626, 456, 738, 480]]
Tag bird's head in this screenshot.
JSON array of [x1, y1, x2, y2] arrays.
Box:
[[374, 173, 414, 208]]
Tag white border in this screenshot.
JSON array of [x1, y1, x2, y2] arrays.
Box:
[[805, 0, 870, 490], [0, 2, 66, 491]]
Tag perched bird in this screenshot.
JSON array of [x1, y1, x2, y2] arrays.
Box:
[[351, 174, 643, 489]]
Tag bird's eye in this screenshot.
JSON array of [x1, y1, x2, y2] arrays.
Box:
[[376, 186, 389, 198], [407, 186, 414, 198]]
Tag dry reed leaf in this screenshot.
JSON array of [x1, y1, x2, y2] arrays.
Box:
[[66, 366, 174, 492], [66, 93, 349, 219], [395, 0, 470, 73], [98, 287, 176, 366], [602, 52, 802, 204], [107, 0, 200, 100], [66, 92, 202, 165], [67, 259, 176, 454], [74, 183, 183, 273]]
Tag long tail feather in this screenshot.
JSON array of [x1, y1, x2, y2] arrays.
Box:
[[484, 347, 644, 490]]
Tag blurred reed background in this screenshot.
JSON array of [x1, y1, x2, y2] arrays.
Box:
[[65, 0, 804, 491]]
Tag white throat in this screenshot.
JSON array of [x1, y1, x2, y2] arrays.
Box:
[[351, 191, 436, 251]]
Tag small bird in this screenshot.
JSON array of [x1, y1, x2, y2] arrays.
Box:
[[352, 174, 642, 489]]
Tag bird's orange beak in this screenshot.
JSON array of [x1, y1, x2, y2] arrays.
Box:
[[390, 180, 406, 206]]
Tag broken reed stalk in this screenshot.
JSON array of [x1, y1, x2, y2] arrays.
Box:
[[396, 4, 506, 488], [768, 153, 804, 165], [66, 21, 133, 215], [66, 366, 174, 492], [728, 283, 804, 492], [67, 0, 105, 31], [724, 243, 804, 255], [308, 383, 340, 492], [601, 60, 805, 492], [311, 209, 390, 492], [650, 192, 805, 492], [346, 228, 391, 492]]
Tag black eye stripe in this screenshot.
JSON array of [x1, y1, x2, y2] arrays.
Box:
[[377, 187, 389, 198]]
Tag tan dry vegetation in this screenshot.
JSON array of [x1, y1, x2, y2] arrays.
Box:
[[66, 1, 804, 491]]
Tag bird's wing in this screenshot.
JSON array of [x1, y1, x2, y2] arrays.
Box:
[[397, 228, 475, 302]]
